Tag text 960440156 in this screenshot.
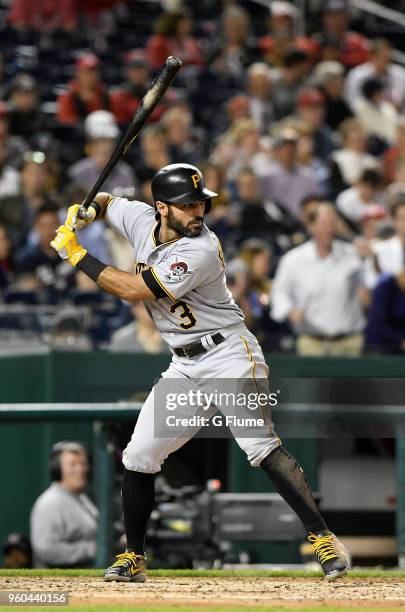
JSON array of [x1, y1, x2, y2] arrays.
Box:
[[0, 591, 69, 606]]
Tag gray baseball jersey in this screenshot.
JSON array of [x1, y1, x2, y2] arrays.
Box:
[[106, 197, 281, 473], [106, 197, 245, 349]]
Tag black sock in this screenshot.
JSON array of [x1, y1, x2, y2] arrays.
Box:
[[122, 468, 155, 556], [261, 446, 327, 534]]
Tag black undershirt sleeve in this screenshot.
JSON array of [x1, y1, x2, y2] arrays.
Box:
[[141, 269, 167, 299]]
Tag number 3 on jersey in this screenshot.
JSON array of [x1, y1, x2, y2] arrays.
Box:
[[170, 300, 196, 329]]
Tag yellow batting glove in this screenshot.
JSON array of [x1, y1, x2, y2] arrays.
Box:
[[50, 225, 87, 267], [65, 203, 97, 230]]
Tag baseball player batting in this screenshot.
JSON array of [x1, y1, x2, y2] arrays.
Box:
[[50, 163, 349, 582]]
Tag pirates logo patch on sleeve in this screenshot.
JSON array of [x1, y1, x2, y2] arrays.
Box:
[[164, 260, 193, 282]]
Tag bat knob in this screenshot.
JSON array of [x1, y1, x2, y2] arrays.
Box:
[[78, 206, 94, 220]]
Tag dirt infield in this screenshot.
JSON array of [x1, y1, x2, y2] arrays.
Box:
[[1, 575, 405, 608]]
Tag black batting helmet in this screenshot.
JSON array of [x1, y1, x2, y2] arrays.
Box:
[[151, 163, 217, 216]]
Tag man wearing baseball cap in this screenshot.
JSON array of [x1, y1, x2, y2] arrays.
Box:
[[57, 53, 110, 125], [7, 74, 47, 143], [68, 110, 135, 196], [312, 0, 370, 69], [259, 2, 316, 67], [296, 88, 336, 159]]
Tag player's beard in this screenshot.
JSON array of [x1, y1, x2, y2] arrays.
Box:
[[167, 206, 204, 238]]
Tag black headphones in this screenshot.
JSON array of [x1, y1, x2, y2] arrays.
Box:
[[49, 441, 89, 482]]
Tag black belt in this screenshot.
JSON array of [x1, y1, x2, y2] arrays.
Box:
[[306, 333, 359, 341], [173, 332, 225, 359]]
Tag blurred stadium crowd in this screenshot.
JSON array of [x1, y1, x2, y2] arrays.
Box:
[[1, 0, 405, 355]]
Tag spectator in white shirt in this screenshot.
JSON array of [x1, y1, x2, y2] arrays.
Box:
[[0, 137, 20, 198], [353, 77, 398, 148], [360, 205, 389, 243], [271, 203, 365, 356], [364, 197, 405, 289], [246, 63, 274, 134], [336, 168, 385, 227], [345, 39, 405, 112], [330, 118, 379, 196]]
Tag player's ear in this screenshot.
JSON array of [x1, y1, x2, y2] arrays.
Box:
[[156, 200, 168, 218]]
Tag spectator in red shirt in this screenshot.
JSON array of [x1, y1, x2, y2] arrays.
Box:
[[79, 0, 121, 24], [8, 0, 76, 32], [57, 54, 109, 126], [312, 0, 370, 69], [146, 10, 204, 72], [110, 50, 167, 127], [259, 1, 316, 67]]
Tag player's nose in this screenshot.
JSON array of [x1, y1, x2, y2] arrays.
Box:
[[195, 201, 205, 214]]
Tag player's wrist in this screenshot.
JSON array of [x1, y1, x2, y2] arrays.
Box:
[[68, 245, 88, 267], [92, 193, 115, 221], [76, 253, 108, 282]]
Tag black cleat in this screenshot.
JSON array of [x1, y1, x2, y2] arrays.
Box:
[[308, 531, 350, 580], [103, 552, 147, 583]]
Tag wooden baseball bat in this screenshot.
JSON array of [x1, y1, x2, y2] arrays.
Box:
[[78, 55, 182, 218]]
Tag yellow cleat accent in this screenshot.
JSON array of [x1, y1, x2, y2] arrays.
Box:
[[308, 533, 339, 563], [308, 531, 350, 580], [104, 552, 147, 583]]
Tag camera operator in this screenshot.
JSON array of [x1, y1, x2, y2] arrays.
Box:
[[30, 441, 98, 568]]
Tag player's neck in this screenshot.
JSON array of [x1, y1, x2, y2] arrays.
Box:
[[157, 220, 181, 245]]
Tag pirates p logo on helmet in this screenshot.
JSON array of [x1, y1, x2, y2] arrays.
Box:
[[191, 174, 200, 189]]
